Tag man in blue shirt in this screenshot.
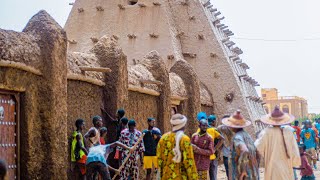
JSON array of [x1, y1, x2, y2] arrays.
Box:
[[86, 136, 134, 179], [301, 120, 317, 169]]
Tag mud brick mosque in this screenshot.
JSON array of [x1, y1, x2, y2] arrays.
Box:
[[0, 0, 265, 179]]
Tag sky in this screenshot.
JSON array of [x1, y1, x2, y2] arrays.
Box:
[[0, 0, 319, 113]]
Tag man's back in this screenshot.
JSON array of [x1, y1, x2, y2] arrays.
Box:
[[157, 132, 198, 180], [255, 127, 300, 180]]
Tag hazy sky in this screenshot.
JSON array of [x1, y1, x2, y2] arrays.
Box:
[[1, 0, 319, 113]]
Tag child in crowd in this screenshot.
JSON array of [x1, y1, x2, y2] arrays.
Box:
[[294, 144, 316, 180], [100, 127, 108, 145]]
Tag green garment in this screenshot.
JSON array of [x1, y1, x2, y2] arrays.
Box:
[[71, 131, 86, 162]]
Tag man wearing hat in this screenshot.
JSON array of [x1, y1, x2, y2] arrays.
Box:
[[142, 118, 162, 180], [255, 106, 300, 180], [157, 114, 198, 180], [222, 110, 259, 180], [217, 115, 234, 179]]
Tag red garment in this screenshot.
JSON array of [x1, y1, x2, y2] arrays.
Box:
[[292, 126, 301, 143], [100, 137, 105, 145], [300, 153, 314, 176], [76, 155, 87, 175], [191, 132, 214, 171]]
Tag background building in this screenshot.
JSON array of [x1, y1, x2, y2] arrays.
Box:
[[261, 88, 308, 119]]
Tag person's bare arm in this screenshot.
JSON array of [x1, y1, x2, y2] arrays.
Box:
[[110, 141, 134, 153], [214, 136, 225, 153], [107, 165, 118, 172], [84, 129, 96, 139], [76, 134, 88, 155], [100, 105, 117, 122]]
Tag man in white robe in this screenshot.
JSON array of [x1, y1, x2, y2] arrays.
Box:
[[255, 106, 300, 180]]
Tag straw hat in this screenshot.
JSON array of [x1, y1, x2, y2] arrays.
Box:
[[261, 106, 295, 126], [222, 110, 251, 128]]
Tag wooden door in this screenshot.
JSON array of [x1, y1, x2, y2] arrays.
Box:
[[0, 92, 18, 179]]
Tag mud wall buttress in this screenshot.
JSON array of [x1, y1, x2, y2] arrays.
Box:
[[23, 11, 68, 179], [91, 36, 128, 142], [170, 60, 201, 136], [138, 51, 171, 133]]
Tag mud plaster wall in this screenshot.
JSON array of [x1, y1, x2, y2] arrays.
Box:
[[170, 60, 201, 136], [126, 91, 159, 132], [201, 105, 214, 116], [64, 0, 183, 67], [167, 0, 257, 132], [0, 68, 43, 179], [66, 80, 103, 179]]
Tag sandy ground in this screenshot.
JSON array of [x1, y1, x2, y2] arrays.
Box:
[[217, 161, 320, 179]]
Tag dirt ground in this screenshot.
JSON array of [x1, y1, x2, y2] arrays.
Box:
[[217, 160, 320, 179]]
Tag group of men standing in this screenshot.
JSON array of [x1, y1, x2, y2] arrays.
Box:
[[70, 105, 319, 180]]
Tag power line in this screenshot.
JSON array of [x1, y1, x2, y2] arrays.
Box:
[[233, 37, 320, 42]]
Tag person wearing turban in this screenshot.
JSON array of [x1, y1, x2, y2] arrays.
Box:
[[156, 114, 198, 180]]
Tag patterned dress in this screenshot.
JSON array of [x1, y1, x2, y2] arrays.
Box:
[[157, 132, 198, 180], [229, 130, 259, 180], [118, 129, 145, 180]]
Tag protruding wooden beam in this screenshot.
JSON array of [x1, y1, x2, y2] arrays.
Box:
[[220, 26, 228, 30], [139, 79, 163, 85], [153, 2, 161, 6], [78, 8, 84, 13], [213, 11, 221, 16], [210, 53, 217, 58], [138, 3, 146, 7], [79, 66, 112, 73], [189, 16, 196, 20], [182, 52, 197, 58], [118, 4, 125, 10], [127, 34, 137, 39], [149, 33, 159, 38], [221, 37, 230, 43], [207, 4, 213, 9], [210, 8, 217, 12], [167, 55, 174, 60], [96, 6, 104, 11], [198, 34, 204, 40], [68, 40, 77, 44], [90, 37, 99, 43], [238, 74, 248, 78], [216, 24, 225, 28], [203, 0, 211, 7]]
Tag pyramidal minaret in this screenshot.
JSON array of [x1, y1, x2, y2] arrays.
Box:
[[64, 0, 266, 132]]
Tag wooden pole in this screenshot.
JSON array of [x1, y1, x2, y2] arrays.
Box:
[[112, 133, 145, 180]]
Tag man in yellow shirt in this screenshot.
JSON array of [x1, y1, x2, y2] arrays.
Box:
[[196, 113, 224, 180]]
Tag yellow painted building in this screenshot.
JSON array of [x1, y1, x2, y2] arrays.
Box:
[[261, 88, 308, 119]]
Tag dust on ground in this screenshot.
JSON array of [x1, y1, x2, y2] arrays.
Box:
[[217, 160, 320, 179]]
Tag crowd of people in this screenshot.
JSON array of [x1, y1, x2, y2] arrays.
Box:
[[67, 105, 320, 180], [2, 106, 319, 180]]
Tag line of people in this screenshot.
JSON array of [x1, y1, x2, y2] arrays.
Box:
[[70, 106, 317, 180]]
